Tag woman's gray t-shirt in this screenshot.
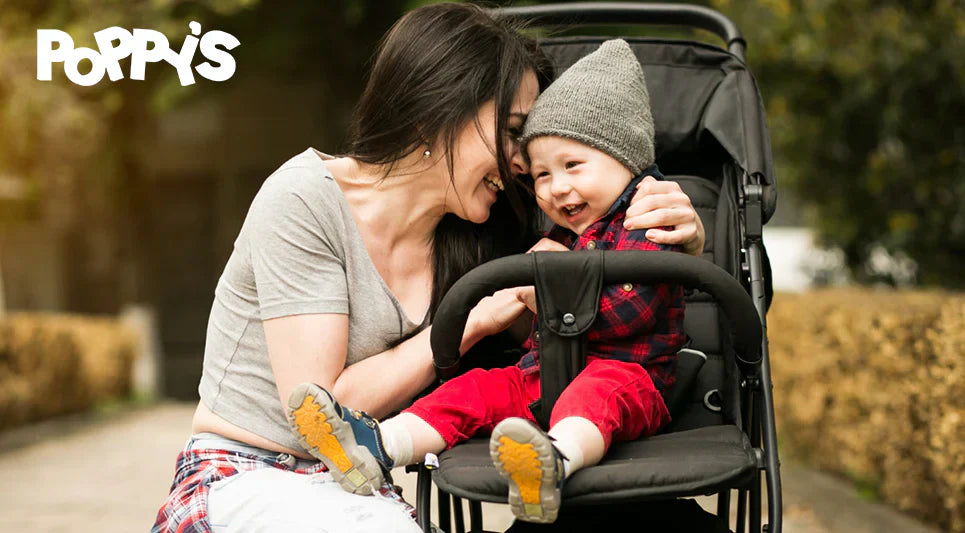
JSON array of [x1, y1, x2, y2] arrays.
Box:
[[199, 148, 428, 450]]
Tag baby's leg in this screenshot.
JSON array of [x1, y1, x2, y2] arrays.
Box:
[[549, 358, 670, 477], [385, 365, 536, 466], [287, 383, 395, 495], [378, 412, 446, 467], [404, 366, 537, 447], [286, 383, 449, 494]]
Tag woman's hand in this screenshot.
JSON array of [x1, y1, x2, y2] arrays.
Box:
[[461, 238, 562, 350], [624, 176, 705, 256]]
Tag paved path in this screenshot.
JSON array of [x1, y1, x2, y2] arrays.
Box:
[[0, 402, 941, 533]]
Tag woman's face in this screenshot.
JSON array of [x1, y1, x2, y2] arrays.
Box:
[[443, 70, 539, 224]]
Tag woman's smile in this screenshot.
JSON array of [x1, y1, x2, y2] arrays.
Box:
[[484, 174, 504, 193]]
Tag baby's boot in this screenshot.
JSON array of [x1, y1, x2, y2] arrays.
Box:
[[287, 383, 394, 495], [490, 417, 566, 523]]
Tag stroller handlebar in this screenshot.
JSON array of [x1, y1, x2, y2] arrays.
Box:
[[495, 2, 746, 59], [431, 250, 763, 381]]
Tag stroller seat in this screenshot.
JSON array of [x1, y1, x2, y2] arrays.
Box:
[[433, 424, 757, 506]]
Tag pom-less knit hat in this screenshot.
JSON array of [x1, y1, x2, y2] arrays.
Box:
[[520, 39, 655, 176]]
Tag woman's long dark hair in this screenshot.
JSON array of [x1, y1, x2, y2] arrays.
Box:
[[346, 2, 553, 319]]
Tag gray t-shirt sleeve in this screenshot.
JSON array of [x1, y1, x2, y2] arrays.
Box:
[[246, 169, 349, 319]]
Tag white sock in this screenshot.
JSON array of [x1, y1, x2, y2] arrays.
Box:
[[548, 416, 604, 479], [551, 438, 584, 479], [378, 418, 414, 466]]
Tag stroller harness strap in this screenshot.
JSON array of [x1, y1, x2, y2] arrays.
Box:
[[529, 251, 605, 429]]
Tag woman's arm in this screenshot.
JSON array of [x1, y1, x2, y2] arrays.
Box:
[[624, 176, 706, 256], [265, 313, 436, 419], [265, 296, 527, 420]]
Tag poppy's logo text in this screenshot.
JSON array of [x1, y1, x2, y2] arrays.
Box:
[[37, 22, 239, 87]]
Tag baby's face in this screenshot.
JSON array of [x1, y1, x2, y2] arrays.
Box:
[[529, 136, 633, 235]]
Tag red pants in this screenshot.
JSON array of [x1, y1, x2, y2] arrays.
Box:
[[404, 357, 670, 450]]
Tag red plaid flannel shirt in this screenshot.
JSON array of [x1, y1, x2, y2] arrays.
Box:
[[517, 168, 687, 394]]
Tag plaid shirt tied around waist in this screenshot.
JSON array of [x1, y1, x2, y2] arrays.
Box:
[[152, 446, 414, 532], [517, 166, 687, 394]]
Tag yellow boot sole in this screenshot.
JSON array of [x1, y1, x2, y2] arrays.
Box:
[[287, 383, 383, 494], [490, 418, 562, 523]]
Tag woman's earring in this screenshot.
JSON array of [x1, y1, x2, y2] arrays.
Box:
[[423, 148, 431, 159]]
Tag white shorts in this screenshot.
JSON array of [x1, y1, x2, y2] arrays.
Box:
[[190, 434, 422, 533]]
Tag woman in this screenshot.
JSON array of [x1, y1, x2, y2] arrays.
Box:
[[152, 3, 705, 532]]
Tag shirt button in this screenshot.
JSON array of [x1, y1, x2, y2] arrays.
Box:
[[533, 331, 541, 341], [585, 241, 597, 250], [622, 283, 634, 292]]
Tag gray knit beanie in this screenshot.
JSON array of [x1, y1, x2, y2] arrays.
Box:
[[521, 39, 655, 176]]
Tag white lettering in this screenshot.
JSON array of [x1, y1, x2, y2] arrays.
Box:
[[196, 30, 240, 82], [36, 29, 74, 81], [168, 23, 202, 86], [130, 29, 170, 81], [64, 47, 106, 86], [93, 27, 134, 81], [38, 24, 239, 86]]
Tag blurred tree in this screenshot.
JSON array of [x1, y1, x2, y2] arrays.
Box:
[[0, 0, 256, 225], [0, 0, 411, 223], [710, 0, 965, 286], [0, 0, 411, 312], [0, 0, 261, 312]]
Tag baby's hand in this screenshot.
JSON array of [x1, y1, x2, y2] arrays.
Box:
[[466, 288, 529, 343], [527, 237, 568, 253], [514, 286, 538, 315], [519, 239, 562, 315]]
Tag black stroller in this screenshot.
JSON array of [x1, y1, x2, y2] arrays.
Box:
[[408, 3, 781, 532]]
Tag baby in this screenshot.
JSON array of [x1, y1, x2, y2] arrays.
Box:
[[286, 39, 686, 524]]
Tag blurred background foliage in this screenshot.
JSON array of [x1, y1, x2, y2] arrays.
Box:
[[1, 0, 963, 287], [710, 0, 965, 286], [0, 0, 401, 227], [0, 0, 246, 223]]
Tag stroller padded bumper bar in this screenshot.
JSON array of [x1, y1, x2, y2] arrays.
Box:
[[431, 250, 763, 380]]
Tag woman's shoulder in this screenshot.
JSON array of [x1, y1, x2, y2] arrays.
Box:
[[253, 149, 345, 212], [262, 148, 338, 192], [242, 149, 350, 241]]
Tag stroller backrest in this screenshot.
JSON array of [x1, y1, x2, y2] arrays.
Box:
[[536, 36, 770, 432]]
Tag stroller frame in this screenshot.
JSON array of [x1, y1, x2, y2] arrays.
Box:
[[408, 4, 781, 532]]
